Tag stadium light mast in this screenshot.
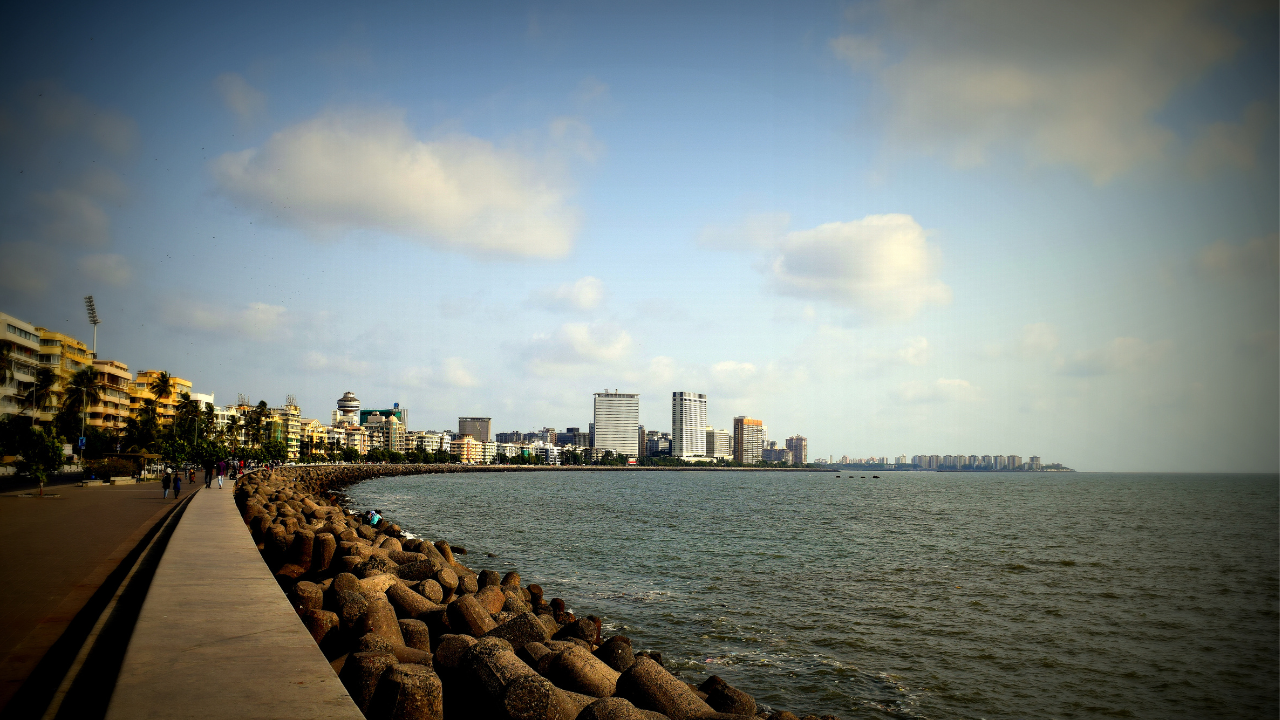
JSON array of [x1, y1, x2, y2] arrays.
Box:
[[84, 296, 100, 357], [81, 296, 101, 459]]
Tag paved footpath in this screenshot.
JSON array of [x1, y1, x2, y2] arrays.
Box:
[[0, 479, 190, 712], [104, 473, 362, 719]]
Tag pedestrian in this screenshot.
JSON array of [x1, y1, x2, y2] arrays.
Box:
[[217, 459, 226, 489], [173, 470, 182, 499], [161, 470, 171, 498]]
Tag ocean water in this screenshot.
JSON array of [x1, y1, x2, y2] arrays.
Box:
[[344, 471, 1278, 719]]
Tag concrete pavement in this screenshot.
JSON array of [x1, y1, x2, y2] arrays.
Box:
[[103, 474, 362, 719]]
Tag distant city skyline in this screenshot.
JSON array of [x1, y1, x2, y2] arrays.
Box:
[[1, 3, 1275, 472]]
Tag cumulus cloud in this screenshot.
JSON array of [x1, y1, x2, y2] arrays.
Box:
[[834, 0, 1241, 182], [211, 109, 582, 258], [1017, 322, 1060, 357], [770, 214, 950, 320], [78, 253, 132, 286], [1059, 337, 1166, 377], [161, 300, 289, 341], [898, 377, 980, 403], [524, 322, 632, 375], [897, 336, 930, 366], [1196, 234, 1279, 283], [214, 73, 267, 121], [0, 81, 137, 157], [534, 276, 605, 311], [398, 357, 479, 389]]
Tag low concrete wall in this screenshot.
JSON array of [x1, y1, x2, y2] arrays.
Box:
[[105, 485, 362, 720]]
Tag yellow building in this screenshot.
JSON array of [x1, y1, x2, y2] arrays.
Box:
[[130, 370, 192, 424], [453, 434, 482, 464], [88, 359, 133, 431], [34, 328, 93, 422], [268, 403, 302, 460], [2, 312, 42, 421]]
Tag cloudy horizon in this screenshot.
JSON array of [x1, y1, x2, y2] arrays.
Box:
[[2, 1, 1276, 471]]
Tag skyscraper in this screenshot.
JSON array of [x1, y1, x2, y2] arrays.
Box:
[[733, 416, 764, 464], [593, 391, 640, 457], [671, 391, 708, 458], [458, 417, 491, 442], [785, 435, 808, 466]]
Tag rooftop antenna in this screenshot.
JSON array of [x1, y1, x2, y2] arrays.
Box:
[[286, 394, 297, 407], [83, 296, 100, 358]]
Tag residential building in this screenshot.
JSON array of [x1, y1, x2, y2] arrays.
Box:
[[299, 418, 327, 456], [1, 313, 42, 421], [557, 427, 590, 447], [785, 435, 808, 466], [593, 391, 640, 457], [732, 416, 764, 464], [268, 402, 302, 459], [452, 435, 482, 464], [1029, 455, 1042, 470], [762, 441, 792, 464], [458, 417, 491, 442], [896, 455, 908, 465], [495, 431, 523, 444], [671, 391, 708, 458], [87, 359, 132, 431], [481, 441, 497, 464], [365, 412, 406, 455], [130, 370, 192, 424], [1007, 455, 1022, 470], [705, 428, 732, 459], [35, 327, 93, 420]]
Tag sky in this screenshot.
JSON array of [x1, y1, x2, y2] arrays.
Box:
[[1, 0, 1276, 472]]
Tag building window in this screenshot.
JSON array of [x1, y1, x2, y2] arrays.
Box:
[[7, 325, 39, 342]]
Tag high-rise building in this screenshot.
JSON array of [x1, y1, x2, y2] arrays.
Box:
[[88, 359, 132, 432], [130, 370, 192, 425], [1007, 455, 1022, 470], [1029, 455, 1042, 470], [593, 391, 640, 457], [458, 417, 491, 442], [785, 435, 808, 466], [646, 430, 672, 457], [705, 428, 732, 459], [35, 327, 93, 422], [671, 392, 707, 458], [334, 392, 361, 426], [733, 416, 764, 464], [361, 404, 407, 427]]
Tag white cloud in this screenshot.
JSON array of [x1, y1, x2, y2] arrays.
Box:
[[770, 214, 950, 320], [303, 351, 372, 376], [1017, 322, 1060, 357], [699, 212, 791, 251], [441, 357, 480, 388], [1059, 337, 1166, 377], [211, 109, 581, 258], [835, 0, 1240, 183], [1196, 234, 1279, 283], [897, 336, 930, 366], [161, 300, 288, 341], [534, 276, 605, 311], [78, 253, 132, 286], [214, 73, 267, 121], [898, 377, 980, 404], [524, 322, 633, 375], [398, 358, 479, 389]]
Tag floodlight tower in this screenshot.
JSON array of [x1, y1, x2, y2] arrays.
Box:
[[81, 296, 101, 459], [84, 296, 100, 357]]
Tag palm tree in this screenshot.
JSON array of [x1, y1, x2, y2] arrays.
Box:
[[60, 366, 102, 419], [225, 414, 241, 454], [24, 367, 56, 426], [148, 371, 173, 422]]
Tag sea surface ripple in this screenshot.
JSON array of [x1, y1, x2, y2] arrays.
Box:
[[345, 470, 1278, 719]]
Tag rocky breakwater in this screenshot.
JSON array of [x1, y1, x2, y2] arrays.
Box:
[[234, 467, 839, 720]]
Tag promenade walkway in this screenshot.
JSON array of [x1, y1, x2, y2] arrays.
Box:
[[0, 479, 189, 717], [103, 475, 362, 719]]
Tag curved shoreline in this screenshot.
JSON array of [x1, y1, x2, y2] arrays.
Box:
[[234, 464, 840, 720]]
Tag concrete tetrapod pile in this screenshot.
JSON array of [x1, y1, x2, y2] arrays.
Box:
[[234, 466, 840, 720]]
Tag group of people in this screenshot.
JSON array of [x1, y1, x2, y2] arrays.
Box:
[[159, 459, 248, 499]]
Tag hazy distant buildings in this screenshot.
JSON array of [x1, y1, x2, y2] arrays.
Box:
[[645, 430, 672, 457], [785, 435, 808, 466], [733, 416, 764, 464], [762, 441, 792, 464], [458, 417, 491, 442], [671, 392, 707, 458], [593, 391, 640, 457]]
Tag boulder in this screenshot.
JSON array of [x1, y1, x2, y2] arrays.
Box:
[[545, 645, 621, 697], [488, 611, 552, 649], [699, 675, 755, 716], [338, 651, 396, 713], [616, 656, 714, 720], [595, 636, 636, 673], [447, 594, 497, 637], [398, 618, 432, 652]]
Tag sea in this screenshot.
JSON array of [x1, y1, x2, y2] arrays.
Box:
[[344, 470, 1278, 720]]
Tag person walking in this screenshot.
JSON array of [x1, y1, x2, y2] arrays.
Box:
[[217, 459, 227, 489], [161, 470, 171, 498], [173, 469, 182, 499]]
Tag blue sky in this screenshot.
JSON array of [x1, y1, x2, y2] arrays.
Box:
[[2, 0, 1276, 471]]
